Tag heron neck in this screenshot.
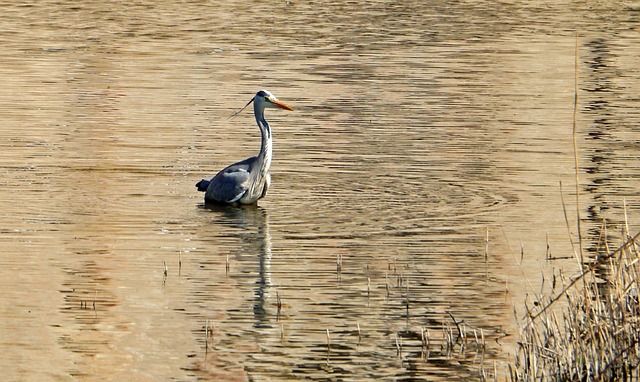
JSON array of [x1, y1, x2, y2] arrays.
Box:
[[254, 104, 272, 177]]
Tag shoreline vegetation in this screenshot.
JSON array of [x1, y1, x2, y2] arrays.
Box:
[[509, 225, 640, 380], [506, 33, 639, 381]]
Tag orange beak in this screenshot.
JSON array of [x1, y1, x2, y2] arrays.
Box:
[[270, 98, 294, 111]]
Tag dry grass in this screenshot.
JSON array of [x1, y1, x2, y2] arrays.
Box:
[[510, 229, 640, 381]]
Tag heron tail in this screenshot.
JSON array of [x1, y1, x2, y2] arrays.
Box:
[[196, 179, 210, 192]]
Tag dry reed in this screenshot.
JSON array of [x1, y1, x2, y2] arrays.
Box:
[[511, 229, 640, 381], [511, 31, 640, 380]]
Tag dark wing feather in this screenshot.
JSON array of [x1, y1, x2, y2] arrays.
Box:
[[204, 157, 255, 204], [196, 179, 210, 192]]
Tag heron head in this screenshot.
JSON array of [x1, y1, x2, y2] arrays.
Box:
[[255, 90, 294, 111], [229, 90, 294, 119]]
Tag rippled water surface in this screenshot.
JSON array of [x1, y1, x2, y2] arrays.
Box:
[[1, 1, 640, 380]]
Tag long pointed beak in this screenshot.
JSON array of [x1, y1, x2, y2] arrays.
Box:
[[270, 98, 294, 111]]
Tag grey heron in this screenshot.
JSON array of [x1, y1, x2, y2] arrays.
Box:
[[196, 90, 294, 205]]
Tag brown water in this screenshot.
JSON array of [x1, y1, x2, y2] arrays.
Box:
[[1, 1, 640, 380]]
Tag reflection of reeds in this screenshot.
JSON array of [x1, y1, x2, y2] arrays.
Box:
[[511, 230, 640, 380], [204, 318, 214, 356], [276, 291, 282, 320], [509, 33, 640, 380], [326, 328, 331, 364], [163, 260, 168, 286]]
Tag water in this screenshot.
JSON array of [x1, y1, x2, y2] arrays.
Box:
[[1, 1, 640, 380]]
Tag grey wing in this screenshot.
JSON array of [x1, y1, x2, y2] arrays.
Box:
[[204, 160, 252, 203]]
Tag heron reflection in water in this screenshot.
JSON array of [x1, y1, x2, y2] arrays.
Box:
[[202, 204, 274, 328], [196, 90, 294, 205]]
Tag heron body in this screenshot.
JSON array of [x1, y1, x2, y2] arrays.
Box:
[[196, 90, 293, 205]]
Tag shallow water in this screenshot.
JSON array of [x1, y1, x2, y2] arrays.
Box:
[[1, 1, 640, 380]]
